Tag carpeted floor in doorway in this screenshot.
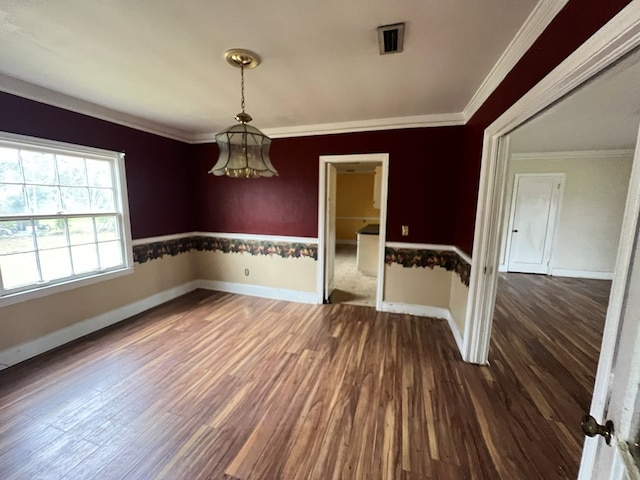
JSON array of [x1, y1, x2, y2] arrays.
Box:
[[331, 244, 377, 307]]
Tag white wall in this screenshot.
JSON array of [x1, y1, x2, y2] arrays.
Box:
[[499, 151, 633, 277]]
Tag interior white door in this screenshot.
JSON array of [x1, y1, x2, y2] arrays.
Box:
[[579, 129, 640, 480], [581, 212, 640, 479], [324, 163, 337, 301], [507, 174, 564, 274]]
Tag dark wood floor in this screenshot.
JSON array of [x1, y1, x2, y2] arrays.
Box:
[[0, 273, 610, 479]]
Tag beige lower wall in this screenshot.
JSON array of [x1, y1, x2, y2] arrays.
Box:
[[0, 247, 318, 358], [449, 275, 469, 335], [1, 236, 468, 362], [0, 252, 195, 351], [194, 250, 317, 293], [383, 263, 451, 308]]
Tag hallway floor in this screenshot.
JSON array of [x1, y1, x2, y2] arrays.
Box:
[[331, 244, 377, 307]]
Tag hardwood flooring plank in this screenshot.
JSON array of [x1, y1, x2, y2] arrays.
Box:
[[0, 276, 607, 479], [0, 424, 65, 477], [242, 351, 327, 480], [151, 425, 233, 479], [341, 314, 386, 479], [85, 411, 185, 480], [7, 436, 98, 480]]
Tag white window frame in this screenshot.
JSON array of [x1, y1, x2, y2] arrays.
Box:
[[0, 131, 134, 307]]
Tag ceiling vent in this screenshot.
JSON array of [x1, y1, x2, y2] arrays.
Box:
[[377, 23, 405, 55]]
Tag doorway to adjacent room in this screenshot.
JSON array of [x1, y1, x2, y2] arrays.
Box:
[[317, 153, 389, 309]]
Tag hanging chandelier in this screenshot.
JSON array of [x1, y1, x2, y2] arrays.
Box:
[[209, 49, 278, 179]]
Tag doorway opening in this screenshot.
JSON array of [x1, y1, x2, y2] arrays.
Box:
[[317, 154, 389, 309], [491, 143, 634, 476], [466, 11, 640, 478], [491, 76, 637, 470], [332, 162, 382, 306]]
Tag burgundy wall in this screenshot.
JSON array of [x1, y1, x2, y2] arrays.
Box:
[[192, 126, 465, 244], [0, 91, 193, 239], [454, 0, 632, 255]]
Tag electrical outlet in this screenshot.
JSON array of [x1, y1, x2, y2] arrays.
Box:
[[402, 225, 409, 236], [244, 268, 250, 276]]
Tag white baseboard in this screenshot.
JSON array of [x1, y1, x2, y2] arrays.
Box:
[[195, 279, 318, 304], [0, 280, 200, 371], [0, 278, 319, 370], [380, 301, 464, 354], [550, 268, 614, 280], [3, 278, 473, 371], [381, 301, 451, 319], [447, 314, 464, 355], [498, 264, 508, 272]]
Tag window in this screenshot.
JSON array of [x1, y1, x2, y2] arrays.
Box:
[[0, 132, 133, 305]]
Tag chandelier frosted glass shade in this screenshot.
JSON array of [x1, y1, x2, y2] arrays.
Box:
[[210, 123, 277, 178], [209, 48, 278, 179]]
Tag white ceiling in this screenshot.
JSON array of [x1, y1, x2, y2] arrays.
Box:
[[0, 0, 548, 143], [510, 46, 640, 153]]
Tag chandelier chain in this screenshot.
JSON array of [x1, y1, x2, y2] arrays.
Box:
[[240, 64, 245, 114]]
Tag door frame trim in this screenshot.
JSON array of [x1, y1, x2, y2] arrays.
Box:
[[317, 153, 389, 310], [505, 172, 565, 274], [323, 163, 338, 298]]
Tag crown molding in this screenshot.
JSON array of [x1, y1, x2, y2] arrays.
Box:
[[188, 113, 467, 144], [188, 132, 220, 144], [0, 71, 465, 145], [462, 0, 568, 121], [511, 149, 635, 161], [262, 113, 467, 138], [0, 73, 193, 143], [0, 0, 565, 145]]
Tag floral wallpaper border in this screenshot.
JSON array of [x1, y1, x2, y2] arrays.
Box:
[[384, 247, 471, 287], [132, 237, 471, 286], [132, 236, 318, 264]]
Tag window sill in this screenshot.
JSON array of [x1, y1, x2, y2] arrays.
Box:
[[0, 266, 134, 308]]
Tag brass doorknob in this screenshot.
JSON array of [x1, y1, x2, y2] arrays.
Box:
[[581, 414, 614, 445]]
